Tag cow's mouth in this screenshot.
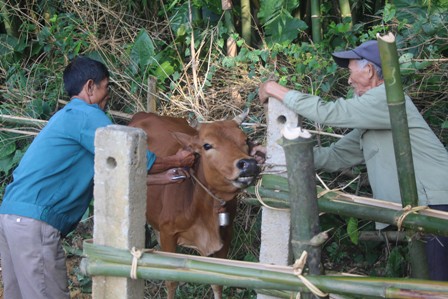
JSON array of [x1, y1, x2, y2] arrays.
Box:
[[230, 158, 260, 188], [232, 175, 257, 188]]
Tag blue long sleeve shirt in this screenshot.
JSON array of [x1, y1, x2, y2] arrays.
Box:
[[0, 99, 156, 236]]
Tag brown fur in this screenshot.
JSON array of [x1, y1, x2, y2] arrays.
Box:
[[129, 112, 259, 299]]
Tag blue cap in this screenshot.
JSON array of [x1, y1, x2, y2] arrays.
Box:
[[332, 40, 381, 68]]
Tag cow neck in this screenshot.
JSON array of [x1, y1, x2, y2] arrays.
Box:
[[188, 167, 226, 207]]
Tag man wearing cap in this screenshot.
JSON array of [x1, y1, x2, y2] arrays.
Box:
[[256, 40, 448, 280]]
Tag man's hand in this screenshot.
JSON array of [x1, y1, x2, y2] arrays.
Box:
[[175, 149, 195, 168], [148, 148, 195, 174], [258, 81, 271, 104], [258, 81, 290, 104], [250, 145, 267, 164], [147, 167, 190, 185]]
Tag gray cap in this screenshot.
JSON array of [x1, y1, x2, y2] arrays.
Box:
[[332, 40, 381, 68]]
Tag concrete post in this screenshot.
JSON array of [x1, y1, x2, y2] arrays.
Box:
[[92, 125, 148, 299], [258, 99, 299, 299]]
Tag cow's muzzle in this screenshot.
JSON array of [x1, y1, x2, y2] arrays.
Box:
[[234, 158, 260, 187]]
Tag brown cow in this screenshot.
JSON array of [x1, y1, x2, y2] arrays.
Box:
[[129, 110, 260, 299]]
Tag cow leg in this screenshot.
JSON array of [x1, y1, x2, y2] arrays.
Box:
[[144, 224, 152, 248], [165, 281, 178, 299], [211, 284, 223, 299], [160, 233, 179, 299], [210, 201, 237, 299]]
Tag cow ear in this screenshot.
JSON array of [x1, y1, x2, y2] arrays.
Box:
[[171, 131, 200, 152]]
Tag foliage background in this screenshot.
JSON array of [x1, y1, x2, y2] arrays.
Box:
[[0, 0, 447, 298]]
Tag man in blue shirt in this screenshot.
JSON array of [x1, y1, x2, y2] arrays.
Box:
[[0, 56, 194, 298]]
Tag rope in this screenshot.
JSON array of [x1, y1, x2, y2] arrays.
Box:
[[254, 178, 290, 211], [189, 168, 226, 206], [292, 251, 328, 298], [396, 205, 428, 231], [130, 247, 153, 279], [316, 175, 360, 199]]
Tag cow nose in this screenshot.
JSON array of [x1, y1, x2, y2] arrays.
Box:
[[236, 158, 260, 175]]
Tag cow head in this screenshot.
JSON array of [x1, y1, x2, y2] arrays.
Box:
[[172, 110, 260, 195]]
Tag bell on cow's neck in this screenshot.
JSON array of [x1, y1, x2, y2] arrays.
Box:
[[218, 212, 230, 226]]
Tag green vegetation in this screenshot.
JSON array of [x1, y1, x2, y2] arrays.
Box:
[[1, 0, 447, 297]]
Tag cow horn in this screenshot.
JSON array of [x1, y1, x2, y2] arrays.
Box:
[[232, 108, 249, 125]]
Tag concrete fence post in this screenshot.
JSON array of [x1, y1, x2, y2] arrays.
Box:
[[92, 125, 148, 299], [258, 99, 299, 299]]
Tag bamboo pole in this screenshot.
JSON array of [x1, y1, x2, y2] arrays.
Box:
[[338, 0, 352, 29], [280, 133, 322, 277], [241, 0, 251, 46], [310, 0, 322, 43], [377, 33, 419, 210], [244, 174, 448, 237], [0, 114, 48, 128], [81, 241, 448, 298], [281, 132, 323, 299], [377, 32, 428, 279]]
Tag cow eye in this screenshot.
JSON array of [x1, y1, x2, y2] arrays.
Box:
[[203, 143, 213, 150]]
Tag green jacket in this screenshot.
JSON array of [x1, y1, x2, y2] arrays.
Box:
[[283, 84, 448, 206]]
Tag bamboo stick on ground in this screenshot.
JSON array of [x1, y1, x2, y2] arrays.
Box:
[[0, 114, 47, 128]]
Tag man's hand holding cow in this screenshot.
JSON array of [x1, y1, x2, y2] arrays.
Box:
[[147, 167, 190, 185], [250, 145, 267, 165], [148, 148, 195, 174], [174, 148, 195, 168]]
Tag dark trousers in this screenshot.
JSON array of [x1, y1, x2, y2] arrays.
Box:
[[426, 205, 448, 281]]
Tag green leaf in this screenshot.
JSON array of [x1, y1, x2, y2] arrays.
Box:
[[346, 217, 359, 245], [0, 137, 16, 160], [383, 3, 396, 23], [264, 12, 307, 45], [130, 29, 155, 70], [0, 34, 18, 56], [153, 61, 175, 81], [385, 246, 406, 277], [26, 99, 44, 119], [0, 148, 23, 174], [0, 154, 15, 173]]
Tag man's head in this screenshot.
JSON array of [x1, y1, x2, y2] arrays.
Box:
[[63, 56, 110, 110], [332, 41, 384, 96]]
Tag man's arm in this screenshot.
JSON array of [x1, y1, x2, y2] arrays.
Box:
[[148, 149, 195, 174], [258, 81, 291, 104], [314, 129, 365, 172], [147, 168, 190, 185]]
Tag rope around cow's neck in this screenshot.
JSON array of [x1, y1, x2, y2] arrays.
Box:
[[188, 168, 226, 206]]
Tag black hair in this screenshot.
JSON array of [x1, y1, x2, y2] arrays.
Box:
[[63, 56, 110, 97]]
